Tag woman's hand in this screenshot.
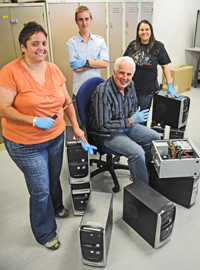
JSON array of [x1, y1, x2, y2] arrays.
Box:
[[72, 126, 87, 144]]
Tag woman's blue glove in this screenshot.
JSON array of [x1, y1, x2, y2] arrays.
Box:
[[79, 139, 97, 155], [131, 106, 149, 124], [165, 84, 180, 98], [34, 117, 55, 130], [69, 56, 86, 70]]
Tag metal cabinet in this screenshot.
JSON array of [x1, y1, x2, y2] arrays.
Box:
[[108, 2, 123, 75], [0, 3, 49, 70], [141, 2, 153, 23], [125, 2, 138, 49]]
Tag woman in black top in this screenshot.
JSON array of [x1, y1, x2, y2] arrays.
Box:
[[123, 20, 179, 125]]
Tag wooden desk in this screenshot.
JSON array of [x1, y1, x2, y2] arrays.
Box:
[[186, 47, 200, 88]]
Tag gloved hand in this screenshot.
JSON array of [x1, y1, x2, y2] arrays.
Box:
[[34, 117, 55, 130], [165, 84, 180, 98], [131, 106, 149, 124], [69, 56, 86, 70], [79, 139, 97, 155]]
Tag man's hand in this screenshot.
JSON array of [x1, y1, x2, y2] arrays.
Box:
[[131, 106, 149, 124], [79, 139, 97, 155], [69, 56, 86, 70], [165, 84, 180, 98], [34, 117, 55, 130]]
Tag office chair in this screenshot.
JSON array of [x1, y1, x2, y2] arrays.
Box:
[[76, 77, 129, 193]]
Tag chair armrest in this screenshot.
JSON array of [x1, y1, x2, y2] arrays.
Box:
[[88, 130, 110, 138], [88, 130, 110, 153]]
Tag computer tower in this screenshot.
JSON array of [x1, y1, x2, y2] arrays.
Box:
[[71, 182, 91, 216], [152, 91, 190, 129], [149, 162, 199, 209], [79, 191, 113, 267], [151, 139, 200, 179], [123, 180, 176, 248], [66, 125, 90, 184], [169, 126, 185, 139]]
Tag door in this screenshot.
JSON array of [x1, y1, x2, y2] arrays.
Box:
[[141, 2, 153, 23], [108, 2, 123, 75], [125, 2, 138, 49]]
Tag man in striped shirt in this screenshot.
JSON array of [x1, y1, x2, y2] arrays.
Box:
[[89, 56, 160, 184]]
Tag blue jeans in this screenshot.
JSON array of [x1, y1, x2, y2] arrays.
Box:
[[3, 131, 65, 245], [104, 124, 160, 184], [137, 93, 154, 126]]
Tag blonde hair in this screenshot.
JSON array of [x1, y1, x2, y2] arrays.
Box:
[[75, 6, 92, 21]]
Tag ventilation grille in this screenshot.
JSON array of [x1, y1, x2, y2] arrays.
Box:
[[129, 6, 136, 12], [112, 7, 120, 13], [143, 6, 151, 12]]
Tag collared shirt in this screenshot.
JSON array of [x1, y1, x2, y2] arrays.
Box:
[[67, 33, 109, 95], [89, 76, 138, 133]]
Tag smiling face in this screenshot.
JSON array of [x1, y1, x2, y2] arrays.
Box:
[[138, 22, 151, 44], [20, 31, 48, 63], [113, 61, 133, 93], [76, 11, 92, 35]]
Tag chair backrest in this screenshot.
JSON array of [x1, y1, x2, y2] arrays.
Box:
[[76, 77, 105, 131]]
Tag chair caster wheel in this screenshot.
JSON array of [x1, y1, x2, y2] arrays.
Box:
[[112, 186, 119, 193]]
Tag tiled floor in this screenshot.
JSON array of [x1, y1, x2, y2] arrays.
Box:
[[0, 87, 200, 270]]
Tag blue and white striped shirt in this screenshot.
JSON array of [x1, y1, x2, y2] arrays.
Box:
[[89, 76, 138, 133]]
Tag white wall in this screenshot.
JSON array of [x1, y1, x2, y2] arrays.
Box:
[[153, 0, 200, 84]]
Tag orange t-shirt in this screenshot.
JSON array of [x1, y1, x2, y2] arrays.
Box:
[[0, 57, 67, 144]]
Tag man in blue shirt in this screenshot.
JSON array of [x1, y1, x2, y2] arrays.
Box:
[[89, 56, 160, 184], [67, 5, 109, 123]]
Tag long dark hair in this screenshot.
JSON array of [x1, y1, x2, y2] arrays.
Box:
[[130, 20, 161, 55]]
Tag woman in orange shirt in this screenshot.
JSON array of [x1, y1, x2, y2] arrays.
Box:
[[0, 22, 95, 250]]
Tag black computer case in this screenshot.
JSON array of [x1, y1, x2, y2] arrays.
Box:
[[152, 91, 190, 129], [123, 180, 176, 248], [66, 125, 90, 184], [70, 182, 91, 216], [149, 162, 199, 208]]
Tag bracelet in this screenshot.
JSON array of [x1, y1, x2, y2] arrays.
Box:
[[33, 116, 37, 126], [129, 118, 133, 125]]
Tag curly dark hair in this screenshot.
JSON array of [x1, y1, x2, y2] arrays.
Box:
[[18, 21, 47, 54]]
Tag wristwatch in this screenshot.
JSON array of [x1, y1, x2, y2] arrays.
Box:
[[85, 60, 90, 68]]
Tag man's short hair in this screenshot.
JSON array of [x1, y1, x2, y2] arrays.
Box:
[[114, 56, 136, 75], [75, 6, 92, 21]]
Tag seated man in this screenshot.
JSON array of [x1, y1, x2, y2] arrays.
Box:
[[88, 56, 160, 184]]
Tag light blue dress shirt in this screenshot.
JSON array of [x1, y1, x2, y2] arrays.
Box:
[[67, 32, 109, 95]]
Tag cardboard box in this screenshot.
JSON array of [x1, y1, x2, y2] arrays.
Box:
[[162, 65, 193, 94]]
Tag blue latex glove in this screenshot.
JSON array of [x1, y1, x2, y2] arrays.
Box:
[[165, 84, 180, 98], [69, 56, 86, 70], [79, 139, 97, 155], [34, 117, 55, 130], [131, 106, 149, 124]]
